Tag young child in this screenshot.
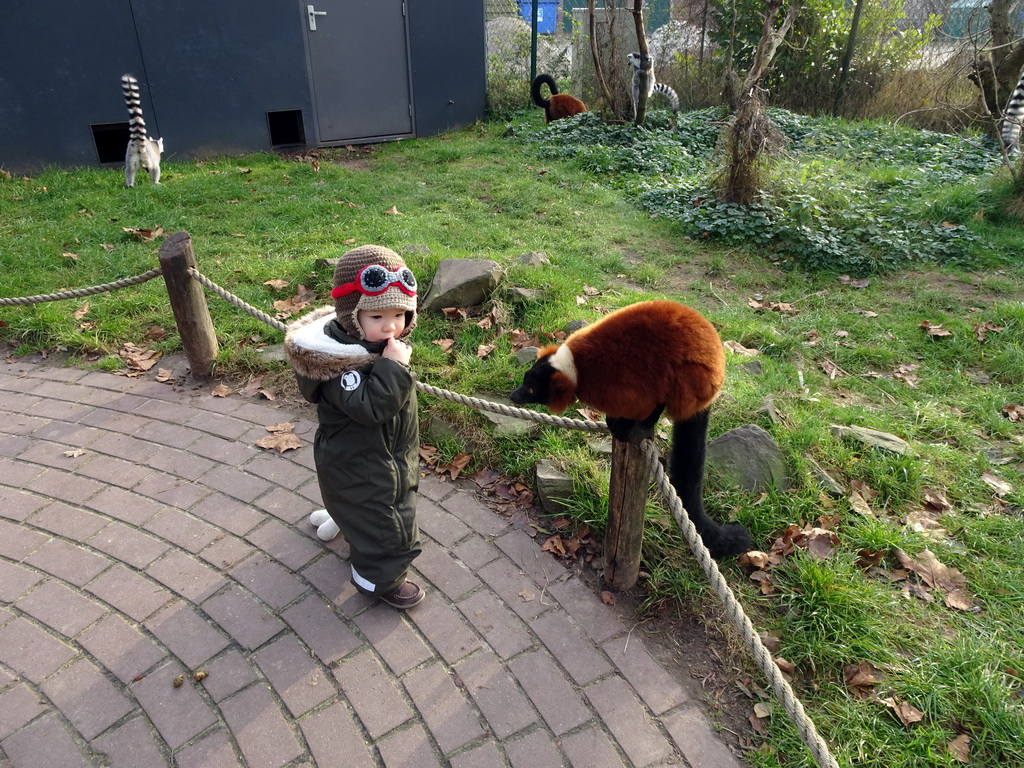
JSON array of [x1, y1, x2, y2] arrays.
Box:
[[284, 245, 425, 609]]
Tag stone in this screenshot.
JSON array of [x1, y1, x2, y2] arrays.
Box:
[[506, 286, 544, 305], [805, 458, 845, 497], [475, 395, 534, 437], [420, 259, 503, 313], [535, 460, 573, 515], [706, 424, 790, 492], [514, 347, 540, 366], [517, 251, 550, 267], [831, 425, 911, 455]]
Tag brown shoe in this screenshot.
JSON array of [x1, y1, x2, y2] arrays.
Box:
[[378, 580, 425, 610]]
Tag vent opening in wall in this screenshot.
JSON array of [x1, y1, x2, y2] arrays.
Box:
[[267, 110, 305, 147], [91, 122, 130, 164]]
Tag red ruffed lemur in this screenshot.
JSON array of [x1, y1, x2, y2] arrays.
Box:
[[510, 300, 753, 559], [530, 73, 588, 123]]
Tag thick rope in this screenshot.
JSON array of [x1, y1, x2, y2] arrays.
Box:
[[0, 267, 164, 306], [639, 439, 840, 768], [185, 268, 833, 764]]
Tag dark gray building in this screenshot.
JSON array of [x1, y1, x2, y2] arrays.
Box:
[[0, 0, 486, 174]]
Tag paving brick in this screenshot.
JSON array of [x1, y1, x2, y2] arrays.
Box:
[[199, 534, 255, 570], [0, 560, 44, 602], [242, 451, 315, 490], [132, 398, 199, 425], [375, 722, 443, 768], [27, 494, 107, 537], [406, 594, 481, 664], [189, 433, 258, 465], [547, 576, 629, 645], [202, 464, 273, 503], [415, 545, 480, 601], [41, 658, 135, 740], [601, 633, 690, 716], [135, 421, 200, 451], [27, 422, 100, 449], [0, 616, 78, 683], [90, 716, 169, 768], [77, 614, 165, 683], [185, 410, 250, 440], [440, 490, 509, 536], [0, 457, 44, 489], [354, 606, 433, 676], [94, 392, 151, 415], [89, 520, 170, 569], [585, 676, 673, 767], [404, 661, 487, 754], [86, 486, 164, 526], [452, 535, 501, 571], [143, 508, 222, 551], [134, 471, 211, 510], [229, 553, 307, 609], [299, 701, 377, 768], [494, 529, 571, 587], [0, 434, 34, 461], [254, 634, 335, 716], [86, 564, 174, 621], [508, 650, 591, 736], [15, 579, 106, 637], [0, 711, 93, 768], [454, 650, 538, 739], [145, 445, 218, 480], [146, 549, 228, 603], [76, 453, 153, 489], [561, 726, 627, 768], [80, 408, 151, 435], [0, 390, 42, 413], [529, 610, 612, 685], [449, 740, 506, 768], [144, 601, 230, 668], [219, 682, 304, 768], [280, 594, 363, 665], [457, 590, 533, 660], [244, 518, 322, 571], [504, 727, 565, 768], [302, 555, 375, 616], [417, 497, 472, 548], [24, 537, 110, 586], [173, 729, 243, 768], [332, 649, 414, 740], [88, 429, 162, 462], [190, 492, 266, 536], [251, 486, 312, 525], [0, 683, 48, 739], [195, 649, 257, 703], [18, 439, 92, 470], [0, 488, 50, 523], [663, 706, 745, 768], [201, 584, 285, 650], [477, 557, 550, 623], [131, 661, 218, 750], [0, 412, 47, 437], [418, 473, 455, 503]]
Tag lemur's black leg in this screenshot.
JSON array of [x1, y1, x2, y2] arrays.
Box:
[[606, 405, 665, 443]]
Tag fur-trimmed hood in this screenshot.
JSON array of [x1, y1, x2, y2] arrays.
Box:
[[284, 305, 380, 381]]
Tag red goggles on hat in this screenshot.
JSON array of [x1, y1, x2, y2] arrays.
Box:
[[331, 264, 417, 299]]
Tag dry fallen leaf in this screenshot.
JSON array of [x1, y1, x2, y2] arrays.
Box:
[[263, 279, 289, 291], [211, 383, 232, 397], [383, 205, 403, 215], [437, 452, 471, 480], [1002, 404, 1024, 422], [919, 320, 952, 337], [255, 431, 302, 453], [432, 338, 455, 352], [849, 489, 875, 517], [839, 275, 871, 288], [981, 472, 1013, 496], [63, 448, 86, 458], [600, 590, 616, 605], [518, 588, 535, 603], [723, 340, 759, 357], [542, 535, 567, 557], [948, 733, 970, 763], [881, 696, 925, 727]]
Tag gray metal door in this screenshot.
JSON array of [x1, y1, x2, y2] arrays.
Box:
[[304, 0, 413, 142]]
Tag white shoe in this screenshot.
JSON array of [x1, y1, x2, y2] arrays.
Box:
[[316, 518, 340, 541], [309, 509, 330, 526]]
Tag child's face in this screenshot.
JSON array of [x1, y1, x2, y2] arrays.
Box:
[[357, 308, 407, 342]]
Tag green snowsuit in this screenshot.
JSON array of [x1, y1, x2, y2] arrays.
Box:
[[284, 306, 420, 595]]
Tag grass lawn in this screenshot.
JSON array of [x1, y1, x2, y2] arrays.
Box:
[[2, 111, 1023, 768]]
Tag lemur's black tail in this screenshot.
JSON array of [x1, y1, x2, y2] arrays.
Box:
[[530, 73, 558, 110], [669, 410, 753, 559]]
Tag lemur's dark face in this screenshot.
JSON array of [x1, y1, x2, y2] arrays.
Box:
[[510, 357, 556, 406]]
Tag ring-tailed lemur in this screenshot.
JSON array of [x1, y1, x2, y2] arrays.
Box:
[[627, 52, 679, 119], [1000, 68, 1024, 153], [121, 73, 163, 186]]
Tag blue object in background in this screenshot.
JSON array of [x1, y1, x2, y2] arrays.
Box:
[[518, 1, 559, 34]]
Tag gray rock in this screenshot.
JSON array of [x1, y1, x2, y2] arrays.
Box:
[[475, 394, 534, 437], [420, 258, 503, 313], [514, 346, 541, 366], [706, 424, 790, 492], [424, 415, 460, 445], [255, 344, 287, 363], [805, 458, 845, 497], [831, 425, 911, 455], [403, 244, 431, 254], [739, 360, 763, 375], [517, 250, 551, 267], [536, 459, 574, 515], [565, 319, 588, 334], [506, 286, 544, 304]]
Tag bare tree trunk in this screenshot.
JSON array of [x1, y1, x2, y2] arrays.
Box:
[[589, 0, 615, 112], [631, 0, 651, 125]]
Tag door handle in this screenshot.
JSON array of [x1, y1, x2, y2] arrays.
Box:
[[307, 4, 327, 31]]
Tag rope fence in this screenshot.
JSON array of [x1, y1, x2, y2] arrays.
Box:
[[0, 251, 840, 768]]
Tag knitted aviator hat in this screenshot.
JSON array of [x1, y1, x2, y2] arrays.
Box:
[[331, 245, 417, 340]]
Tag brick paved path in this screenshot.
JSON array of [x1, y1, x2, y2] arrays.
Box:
[[0, 357, 744, 768]]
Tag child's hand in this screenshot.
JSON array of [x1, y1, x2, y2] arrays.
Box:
[[382, 337, 412, 364]]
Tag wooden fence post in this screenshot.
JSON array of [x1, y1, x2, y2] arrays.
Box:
[[158, 231, 219, 379], [603, 438, 650, 591]]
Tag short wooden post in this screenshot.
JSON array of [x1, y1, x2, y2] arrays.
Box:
[[158, 231, 219, 379], [603, 438, 650, 591]]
